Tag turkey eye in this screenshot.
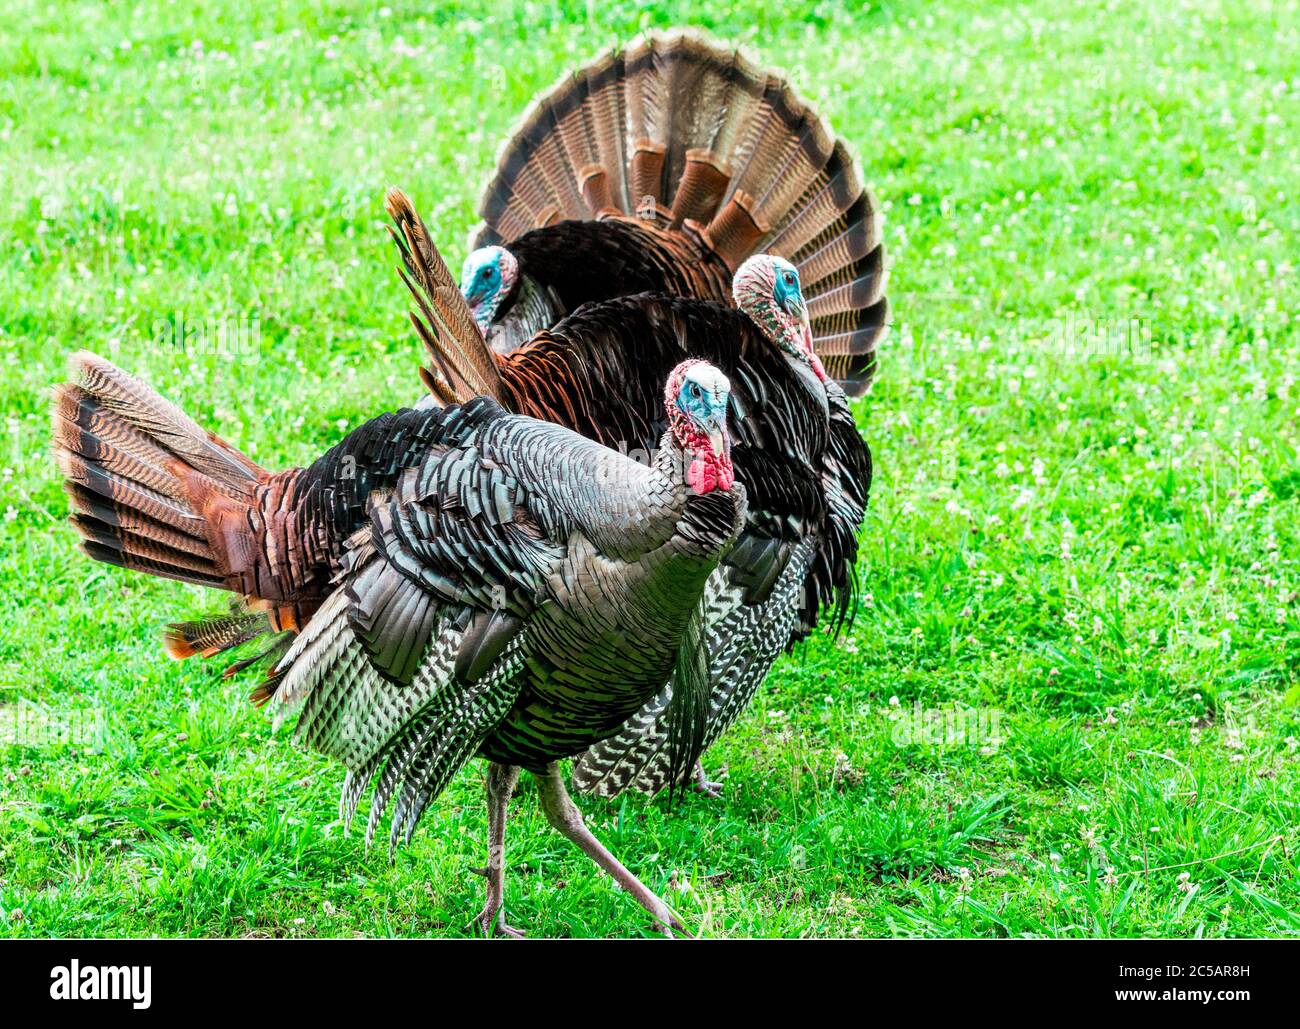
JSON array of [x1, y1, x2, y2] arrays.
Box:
[[481, 268, 492, 279], [784, 272, 795, 285]]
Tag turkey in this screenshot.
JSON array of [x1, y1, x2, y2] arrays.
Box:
[[52, 350, 744, 936], [387, 205, 870, 799], [446, 28, 887, 398]]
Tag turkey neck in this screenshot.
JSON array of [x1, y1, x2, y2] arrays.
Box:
[[652, 427, 745, 556], [483, 274, 556, 356]]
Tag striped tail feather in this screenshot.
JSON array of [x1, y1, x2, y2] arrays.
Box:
[[163, 611, 268, 660], [53, 358, 302, 687], [50, 350, 266, 594], [52, 351, 469, 690], [384, 187, 503, 406], [472, 28, 888, 396]]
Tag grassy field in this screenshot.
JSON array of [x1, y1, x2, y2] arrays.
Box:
[[1, 0, 1298, 939]]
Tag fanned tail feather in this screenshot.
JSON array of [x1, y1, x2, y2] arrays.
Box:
[[49, 352, 308, 675], [472, 29, 888, 396], [50, 351, 267, 591]]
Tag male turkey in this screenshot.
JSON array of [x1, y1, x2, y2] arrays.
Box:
[[387, 205, 870, 798], [449, 28, 887, 398], [53, 350, 744, 936]]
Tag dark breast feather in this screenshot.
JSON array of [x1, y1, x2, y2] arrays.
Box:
[[506, 219, 732, 322], [496, 292, 861, 634], [799, 394, 872, 640]]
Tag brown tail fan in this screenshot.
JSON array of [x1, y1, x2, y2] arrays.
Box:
[[471, 29, 888, 396], [50, 352, 268, 591]]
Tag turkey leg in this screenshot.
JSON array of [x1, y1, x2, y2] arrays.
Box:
[[536, 762, 687, 937], [469, 761, 525, 938]]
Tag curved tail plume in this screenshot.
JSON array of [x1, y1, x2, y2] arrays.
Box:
[[385, 187, 504, 406]]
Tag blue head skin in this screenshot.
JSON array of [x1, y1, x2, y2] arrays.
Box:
[[671, 361, 732, 458], [666, 360, 734, 494], [769, 256, 806, 322], [460, 246, 518, 331], [733, 253, 825, 380]]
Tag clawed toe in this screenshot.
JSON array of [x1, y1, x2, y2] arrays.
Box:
[[647, 897, 691, 939], [469, 907, 526, 939], [692, 762, 726, 798], [653, 912, 691, 939]]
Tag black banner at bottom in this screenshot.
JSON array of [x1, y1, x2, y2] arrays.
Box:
[[0, 937, 1286, 1015]]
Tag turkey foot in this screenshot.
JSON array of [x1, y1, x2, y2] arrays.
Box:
[[537, 763, 689, 937], [469, 903, 526, 939], [692, 761, 725, 799], [468, 761, 525, 939]]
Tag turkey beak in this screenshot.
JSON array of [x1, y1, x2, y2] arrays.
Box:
[[462, 285, 494, 331], [461, 281, 485, 307], [785, 293, 816, 358], [784, 292, 807, 323], [461, 268, 494, 308], [705, 397, 730, 459], [790, 294, 814, 338]]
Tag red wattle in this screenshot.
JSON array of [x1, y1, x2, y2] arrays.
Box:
[[688, 455, 735, 494]]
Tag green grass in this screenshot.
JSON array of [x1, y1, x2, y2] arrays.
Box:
[[2, 0, 1298, 938]]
